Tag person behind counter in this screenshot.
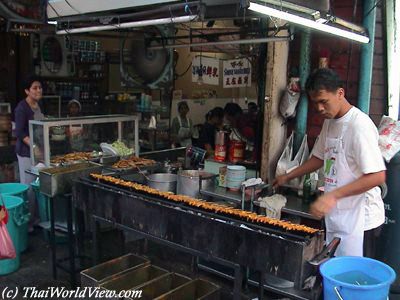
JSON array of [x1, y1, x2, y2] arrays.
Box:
[[67, 99, 81, 117], [66, 99, 85, 151], [223, 103, 255, 143], [273, 68, 386, 258], [198, 107, 224, 155], [14, 75, 44, 231], [171, 101, 193, 147], [247, 102, 258, 117]]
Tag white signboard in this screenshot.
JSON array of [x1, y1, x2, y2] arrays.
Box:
[[192, 56, 219, 86], [223, 58, 251, 88]]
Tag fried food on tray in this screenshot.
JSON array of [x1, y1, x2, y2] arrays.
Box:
[[51, 152, 93, 164], [112, 156, 156, 169], [90, 173, 320, 235]]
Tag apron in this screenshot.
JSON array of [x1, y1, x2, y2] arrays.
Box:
[[177, 116, 192, 147], [324, 114, 365, 257]]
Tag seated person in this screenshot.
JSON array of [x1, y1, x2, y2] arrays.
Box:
[[223, 103, 255, 143], [198, 107, 224, 156]]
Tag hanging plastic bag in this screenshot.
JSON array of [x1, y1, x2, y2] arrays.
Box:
[[0, 204, 8, 225], [279, 78, 301, 119], [276, 133, 309, 188], [0, 222, 16, 259], [289, 134, 309, 188], [276, 132, 294, 177], [378, 115, 400, 162], [0, 196, 16, 260]]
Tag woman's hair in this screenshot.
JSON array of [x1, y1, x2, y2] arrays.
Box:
[[177, 101, 189, 111], [210, 107, 224, 119], [22, 75, 42, 91], [305, 68, 344, 93], [224, 103, 243, 117]]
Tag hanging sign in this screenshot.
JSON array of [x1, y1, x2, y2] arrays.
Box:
[[192, 56, 219, 85], [223, 58, 251, 88]]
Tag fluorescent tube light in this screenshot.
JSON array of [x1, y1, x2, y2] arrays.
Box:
[[56, 15, 197, 35], [249, 2, 369, 43]]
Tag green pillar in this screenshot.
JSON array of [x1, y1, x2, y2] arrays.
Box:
[[294, 29, 311, 152], [358, 0, 377, 113]]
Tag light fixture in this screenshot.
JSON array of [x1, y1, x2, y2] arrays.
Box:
[[56, 15, 197, 35], [249, 2, 369, 43]]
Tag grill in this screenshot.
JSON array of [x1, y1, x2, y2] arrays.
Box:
[[74, 175, 332, 300]]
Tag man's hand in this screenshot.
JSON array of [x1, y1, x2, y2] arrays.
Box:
[[310, 192, 337, 219], [273, 174, 290, 189], [0, 207, 6, 223]]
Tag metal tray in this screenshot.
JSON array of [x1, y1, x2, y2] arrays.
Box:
[[105, 161, 160, 173], [80, 253, 150, 287], [99, 265, 169, 300], [154, 279, 220, 300], [125, 273, 191, 300], [39, 161, 103, 197]]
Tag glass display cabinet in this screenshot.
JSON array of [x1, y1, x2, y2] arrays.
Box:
[[29, 114, 139, 166]]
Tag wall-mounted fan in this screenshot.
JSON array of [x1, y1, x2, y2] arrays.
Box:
[[120, 26, 173, 89]]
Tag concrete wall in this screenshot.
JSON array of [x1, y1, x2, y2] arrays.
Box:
[[261, 28, 289, 182]]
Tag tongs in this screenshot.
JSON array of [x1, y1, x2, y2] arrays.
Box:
[[135, 165, 150, 181]]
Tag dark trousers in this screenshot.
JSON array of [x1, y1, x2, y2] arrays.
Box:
[[364, 224, 383, 259]]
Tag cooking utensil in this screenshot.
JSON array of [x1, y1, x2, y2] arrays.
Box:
[[146, 173, 177, 193], [177, 170, 215, 198]]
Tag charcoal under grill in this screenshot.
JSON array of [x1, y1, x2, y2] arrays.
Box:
[[74, 176, 327, 300]]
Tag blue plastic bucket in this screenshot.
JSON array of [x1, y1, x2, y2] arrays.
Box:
[[0, 196, 24, 275], [320, 256, 396, 300], [0, 183, 29, 198], [0, 183, 30, 252]]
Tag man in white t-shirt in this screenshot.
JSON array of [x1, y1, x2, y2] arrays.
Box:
[[273, 68, 386, 257]]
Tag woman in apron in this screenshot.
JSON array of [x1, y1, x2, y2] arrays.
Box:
[[66, 99, 85, 151], [171, 101, 193, 147]]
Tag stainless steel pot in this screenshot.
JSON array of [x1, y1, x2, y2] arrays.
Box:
[[177, 170, 215, 199], [146, 173, 177, 193]]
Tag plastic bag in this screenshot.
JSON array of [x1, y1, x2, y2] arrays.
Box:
[[378, 115, 400, 162], [290, 134, 309, 187], [276, 132, 294, 177], [279, 88, 300, 119], [276, 133, 309, 188], [0, 205, 8, 225], [0, 195, 16, 260], [279, 77, 301, 119], [0, 222, 16, 259]]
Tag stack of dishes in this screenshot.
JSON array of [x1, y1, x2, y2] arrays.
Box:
[[226, 165, 246, 191]]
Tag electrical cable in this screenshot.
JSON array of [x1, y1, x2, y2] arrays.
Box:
[[64, 0, 82, 15], [364, 0, 383, 18]]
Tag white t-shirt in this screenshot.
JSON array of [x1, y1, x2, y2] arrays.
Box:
[[312, 107, 386, 230]]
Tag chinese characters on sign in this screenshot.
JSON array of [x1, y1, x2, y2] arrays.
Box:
[[223, 58, 251, 88], [192, 56, 219, 86]]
